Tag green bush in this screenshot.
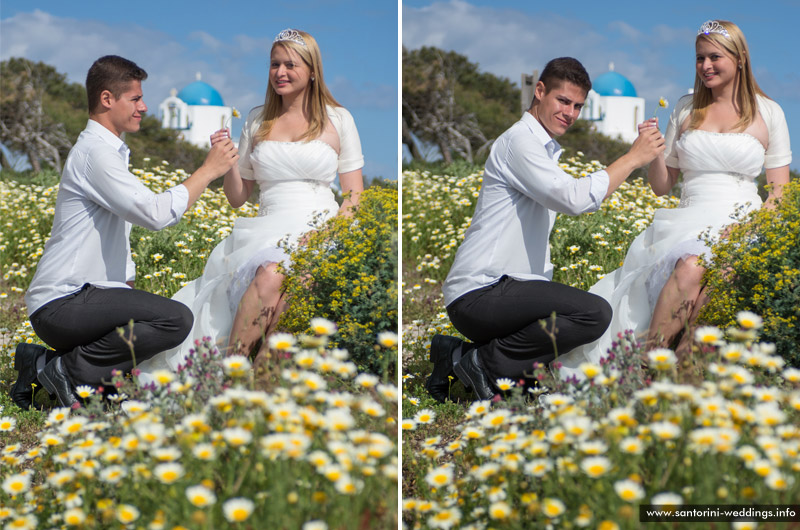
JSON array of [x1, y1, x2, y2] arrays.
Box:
[[279, 185, 398, 379], [701, 178, 800, 366]]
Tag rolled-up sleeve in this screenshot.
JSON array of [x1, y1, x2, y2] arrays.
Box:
[[505, 134, 608, 215], [84, 145, 188, 230]]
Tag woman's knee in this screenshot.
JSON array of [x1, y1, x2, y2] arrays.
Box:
[[674, 256, 706, 290], [252, 263, 285, 299]]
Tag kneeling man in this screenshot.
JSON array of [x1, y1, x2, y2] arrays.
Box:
[[427, 57, 665, 401], [10, 55, 238, 408]]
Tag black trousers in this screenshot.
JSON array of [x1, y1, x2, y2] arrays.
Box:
[[29, 284, 193, 386], [447, 276, 611, 382]]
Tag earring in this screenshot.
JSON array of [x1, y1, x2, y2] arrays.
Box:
[[311, 76, 315, 81]]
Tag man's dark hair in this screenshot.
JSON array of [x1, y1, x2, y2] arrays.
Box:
[[538, 57, 591, 97], [86, 55, 148, 113]]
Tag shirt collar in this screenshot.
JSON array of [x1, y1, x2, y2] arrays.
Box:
[[521, 111, 562, 160], [85, 119, 129, 157]]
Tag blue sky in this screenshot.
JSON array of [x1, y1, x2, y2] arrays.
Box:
[[1, 0, 399, 180], [404, 0, 800, 170]]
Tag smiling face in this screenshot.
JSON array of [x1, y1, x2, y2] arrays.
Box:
[[696, 38, 739, 92], [269, 44, 312, 100], [105, 80, 147, 137], [532, 80, 586, 138]]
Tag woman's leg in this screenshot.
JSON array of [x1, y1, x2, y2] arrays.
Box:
[[647, 255, 706, 349], [674, 285, 710, 357], [228, 263, 286, 357]]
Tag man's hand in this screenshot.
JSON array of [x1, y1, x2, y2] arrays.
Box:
[[203, 137, 239, 179], [629, 123, 665, 168]]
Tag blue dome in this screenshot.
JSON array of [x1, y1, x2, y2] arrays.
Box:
[[592, 71, 637, 97], [177, 81, 224, 106]]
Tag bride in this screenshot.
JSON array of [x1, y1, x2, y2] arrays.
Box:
[[559, 20, 791, 376], [138, 28, 364, 382]]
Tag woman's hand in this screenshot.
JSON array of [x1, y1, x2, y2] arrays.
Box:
[[210, 129, 231, 146], [638, 117, 659, 134]]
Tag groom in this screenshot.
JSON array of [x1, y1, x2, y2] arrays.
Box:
[[10, 55, 238, 409], [426, 57, 665, 402]]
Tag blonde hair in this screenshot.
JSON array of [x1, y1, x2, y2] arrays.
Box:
[[255, 30, 341, 143], [690, 20, 767, 132]]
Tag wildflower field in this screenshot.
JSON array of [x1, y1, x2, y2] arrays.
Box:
[[401, 158, 800, 529], [0, 164, 398, 529]]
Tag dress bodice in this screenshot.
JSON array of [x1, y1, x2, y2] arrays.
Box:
[[248, 139, 339, 216], [249, 139, 338, 185], [675, 130, 765, 207]]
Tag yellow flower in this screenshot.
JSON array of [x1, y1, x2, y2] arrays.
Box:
[[223, 498, 255, 522], [542, 497, 566, 518], [154, 462, 184, 484], [151, 369, 176, 386], [614, 479, 645, 502], [424, 465, 453, 488], [2, 473, 31, 495], [489, 501, 512, 519], [579, 362, 603, 379], [736, 311, 763, 330], [269, 333, 296, 350], [186, 485, 217, 508], [310, 317, 337, 336], [116, 504, 141, 524], [63, 508, 87, 526], [580, 456, 612, 478], [376, 331, 398, 347]]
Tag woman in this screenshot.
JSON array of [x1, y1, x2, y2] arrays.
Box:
[[559, 20, 791, 376], [138, 28, 364, 381]]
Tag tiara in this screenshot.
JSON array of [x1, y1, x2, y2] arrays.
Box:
[[698, 20, 730, 39], [274, 28, 306, 47]]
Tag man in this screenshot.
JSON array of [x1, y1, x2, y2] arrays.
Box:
[[426, 57, 665, 402], [10, 55, 238, 409]]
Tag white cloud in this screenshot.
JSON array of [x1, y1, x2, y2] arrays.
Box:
[[189, 31, 224, 52]]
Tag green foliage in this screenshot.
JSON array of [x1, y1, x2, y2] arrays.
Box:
[[280, 186, 398, 379], [1, 58, 211, 173], [701, 178, 800, 366], [402, 46, 520, 163]]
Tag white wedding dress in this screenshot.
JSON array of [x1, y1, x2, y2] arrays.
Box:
[[137, 139, 340, 383], [558, 129, 765, 379]]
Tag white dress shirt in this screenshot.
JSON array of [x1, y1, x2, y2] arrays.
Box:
[[442, 111, 610, 306], [25, 120, 189, 316]]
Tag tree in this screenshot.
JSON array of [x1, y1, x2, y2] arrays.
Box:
[[0, 58, 78, 172], [402, 47, 520, 164], [1, 58, 209, 174]]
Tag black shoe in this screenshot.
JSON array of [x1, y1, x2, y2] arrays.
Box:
[[425, 335, 463, 402], [10, 343, 46, 410], [38, 357, 79, 408], [453, 349, 496, 401]]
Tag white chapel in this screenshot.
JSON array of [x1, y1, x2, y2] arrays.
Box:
[[158, 73, 234, 148], [580, 63, 645, 144]]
